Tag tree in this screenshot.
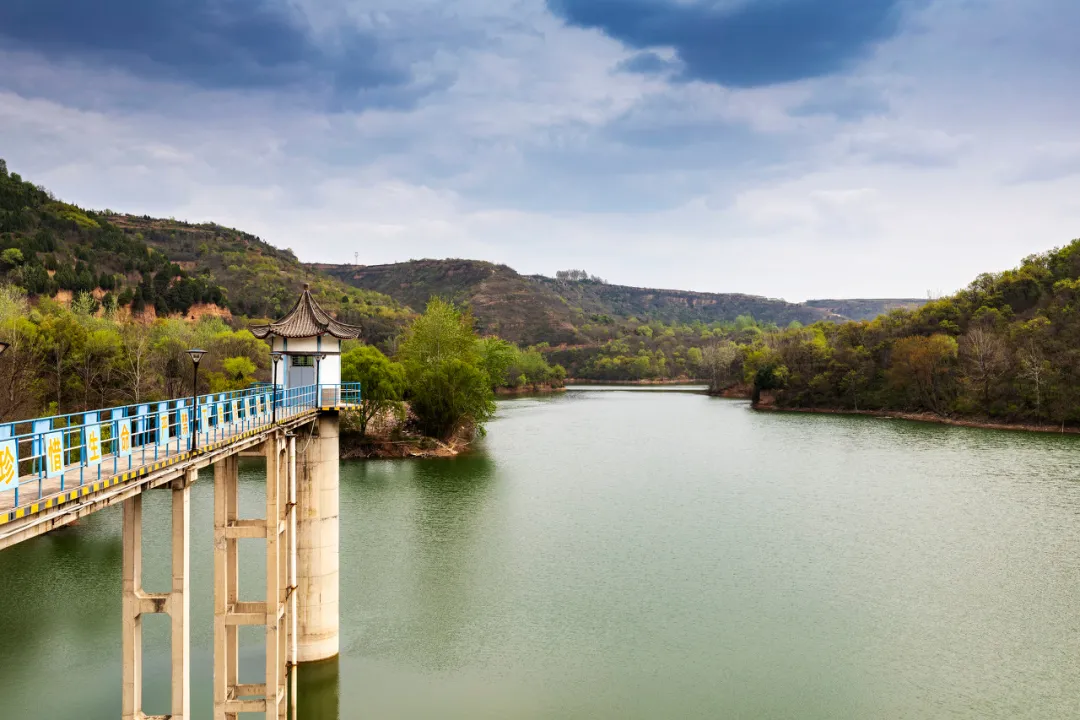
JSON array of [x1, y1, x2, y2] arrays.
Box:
[[887, 334, 959, 414], [397, 298, 480, 368], [208, 356, 258, 392], [119, 322, 153, 403], [407, 358, 495, 440], [701, 342, 740, 392], [397, 299, 495, 439], [1, 247, 23, 268], [960, 326, 1007, 413], [341, 345, 406, 436], [476, 337, 519, 388]]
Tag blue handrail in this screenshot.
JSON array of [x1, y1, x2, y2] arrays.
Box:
[[0, 382, 361, 509]]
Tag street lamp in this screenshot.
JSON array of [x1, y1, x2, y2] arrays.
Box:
[[270, 351, 283, 424], [187, 348, 206, 451]]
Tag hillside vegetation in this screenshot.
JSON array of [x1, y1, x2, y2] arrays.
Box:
[[0, 159, 408, 342], [724, 241, 1080, 427]]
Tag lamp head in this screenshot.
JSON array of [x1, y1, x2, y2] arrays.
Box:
[[186, 348, 207, 365], [0, 341, 10, 357], [270, 351, 283, 364]]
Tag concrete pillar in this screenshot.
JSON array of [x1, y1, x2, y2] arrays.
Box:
[[213, 455, 240, 720], [287, 435, 299, 718], [266, 434, 288, 720], [122, 469, 193, 720], [296, 413, 340, 662], [171, 471, 193, 720], [121, 495, 143, 720]]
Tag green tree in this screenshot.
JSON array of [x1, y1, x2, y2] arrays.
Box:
[[476, 337, 519, 388], [341, 345, 406, 436], [208, 356, 258, 392], [397, 299, 495, 439]]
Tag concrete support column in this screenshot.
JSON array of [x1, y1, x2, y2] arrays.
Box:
[[296, 414, 340, 662], [287, 434, 299, 717], [213, 455, 240, 720], [170, 471, 193, 720], [266, 433, 288, 720], [122, 468, 194, 720], [121, 495, 144, 720]]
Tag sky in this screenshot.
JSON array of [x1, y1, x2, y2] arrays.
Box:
[[1, 0, 1078, 301]]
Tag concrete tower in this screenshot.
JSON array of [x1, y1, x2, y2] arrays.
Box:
[[252, 284, 361, 662]]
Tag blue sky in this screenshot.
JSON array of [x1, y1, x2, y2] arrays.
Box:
[[2, 0, 1078, 300]]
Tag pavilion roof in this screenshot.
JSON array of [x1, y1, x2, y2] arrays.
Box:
[[250, 285, 362, 340]]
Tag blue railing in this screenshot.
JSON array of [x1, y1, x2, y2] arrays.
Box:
[[0, 382, 361, 509]]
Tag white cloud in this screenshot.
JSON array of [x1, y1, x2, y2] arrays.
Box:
[[0, 0, 1078, 304]]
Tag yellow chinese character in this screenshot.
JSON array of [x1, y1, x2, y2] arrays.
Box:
[[0, 445, 15, 486], [181, 413, 189, 436], [48, 437, 63, 472], [120, 424, 131, 452], [88, 431, 101, 462]]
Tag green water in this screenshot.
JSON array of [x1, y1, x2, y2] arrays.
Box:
[[3, 388, 1080, 718]]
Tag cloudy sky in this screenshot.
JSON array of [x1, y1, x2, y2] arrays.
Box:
[[1, 0, 1078, 301]]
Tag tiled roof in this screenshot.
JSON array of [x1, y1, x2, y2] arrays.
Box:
[[250, 285, 362, 340]]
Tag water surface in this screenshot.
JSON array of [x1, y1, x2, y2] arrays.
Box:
[[2, 389, 1080, 718]]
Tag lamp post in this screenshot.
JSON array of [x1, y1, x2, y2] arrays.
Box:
[[271, 351, 283, 424], [186, 348, 206, 451]]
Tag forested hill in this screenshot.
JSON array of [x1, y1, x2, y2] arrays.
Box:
[[732, 239, 1080, 426], [316, 259, 871, 345], [0, 159, 409, 341]]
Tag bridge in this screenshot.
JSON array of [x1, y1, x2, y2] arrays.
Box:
[[0, 286, 366, 719], [0, 382, 360, 719]]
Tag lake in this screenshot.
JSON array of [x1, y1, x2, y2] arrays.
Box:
[[3, 387, 1080, 718]]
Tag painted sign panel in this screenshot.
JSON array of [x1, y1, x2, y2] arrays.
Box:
[[232, 399, 241, 424], [247, 395, 257, 420], [85, 424, 102, 466], [179, 409, 190, 438], [0, 439, 18, 491], [158, 410, 170, 444], [118, 419, 132, 458], [263, 393, 271, 416], [44, 431, 64, 478], [217, 403, 225, 426], [200, 404, 210, 432], [257, 395, 265, 417]]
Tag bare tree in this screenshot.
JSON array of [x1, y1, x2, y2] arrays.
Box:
[[960, 326, 1007, 412], [701, 341, 740, 393], [119, 324, 153, 403], [1018, 339, 1048, 422]]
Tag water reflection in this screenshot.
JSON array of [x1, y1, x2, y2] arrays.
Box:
[[411, 455, 497, 671], [296, 657, 339, 720]]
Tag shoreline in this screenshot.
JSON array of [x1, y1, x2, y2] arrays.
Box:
[[566, 378, 705, 386], [754, 404, 1080, 435], [495, 384, 567, 396], [339, 429, 473, 459]]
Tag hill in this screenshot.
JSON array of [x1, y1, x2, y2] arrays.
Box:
[[803, 298, 927, 321], [737, 238, 1080, 426], [315, 259, 581, 345], [0, 159, 408, 342], [318, 259, 850, 345]]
